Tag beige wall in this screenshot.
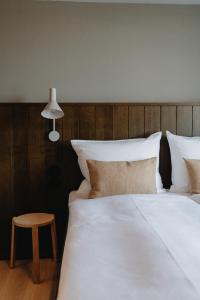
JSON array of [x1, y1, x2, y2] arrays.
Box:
[[0, 1, 200, 102]]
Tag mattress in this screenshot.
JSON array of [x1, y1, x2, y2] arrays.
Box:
[[57, 192, 200, 300], [68, 180, 200, 205]]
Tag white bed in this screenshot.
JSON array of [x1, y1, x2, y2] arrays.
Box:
[[57, 189, 200, 300]]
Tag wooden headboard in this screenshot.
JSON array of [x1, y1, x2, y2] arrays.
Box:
[[1, 102, 200, 259]]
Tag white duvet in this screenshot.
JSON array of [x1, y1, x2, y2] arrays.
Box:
[[57, 194, 200, 300]]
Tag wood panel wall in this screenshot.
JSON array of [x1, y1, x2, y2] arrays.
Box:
[[0, 103, 200, 259]]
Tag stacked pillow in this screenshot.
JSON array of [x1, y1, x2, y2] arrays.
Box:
[[167, 131, 200, 194], [71, 132, 162, 198], [184, 159, 200, 194], [72, 131, 200, 197]]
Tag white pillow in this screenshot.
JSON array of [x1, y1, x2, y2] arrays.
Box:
[[68, 180, 90, 203], [71, 132, 163, 192], [167, 131, 200, 193]]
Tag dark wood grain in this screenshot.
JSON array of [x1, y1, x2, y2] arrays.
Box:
[[113, 105, 129, 139], [62, 104, 81, 188], [95, 105, 113, 140], [0, 105, 13, 217], [62, 105, 79, 141], [145, 106, 161, 136], [161, 106, 177, 135], [79, 105, 95, 139], [0, 105, 13, 258], [28, 105, 46, 212], [12, 105, 29, 215], [129, 106, 144, 138], [177, 106, 193, 136]]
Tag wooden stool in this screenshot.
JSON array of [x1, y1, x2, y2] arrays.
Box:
[[10, 213, 57, 284]]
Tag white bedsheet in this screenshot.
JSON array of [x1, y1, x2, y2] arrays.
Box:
[[57, 193, 200, 300]]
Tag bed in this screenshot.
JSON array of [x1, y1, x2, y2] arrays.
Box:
[[57, 129, 200, 300], [57, 189, 200, 300]]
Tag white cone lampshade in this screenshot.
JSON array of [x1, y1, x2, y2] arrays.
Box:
[[41, 88, 64, 119]]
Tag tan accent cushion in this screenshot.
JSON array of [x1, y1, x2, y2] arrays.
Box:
[[87, 157, 157, 199], [184, 159, 200, 194]]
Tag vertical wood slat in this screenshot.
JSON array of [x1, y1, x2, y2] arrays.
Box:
[[79, 105, 96, 139], [62, 105, 81, 192], [62, 105, 79, 141], [95, 105, 113, 140], [113, 105, 129, 139], [177, 106, 193, 136], [145, 106, 161, 136], [129, 106, 144, 138], [0, 105, 13, 216], [0, 105, 13, 258], [12, 105, 29, 215], [193, 106, 200, 136], [28, 104, 46, 212], [161, 106, 177, 134]]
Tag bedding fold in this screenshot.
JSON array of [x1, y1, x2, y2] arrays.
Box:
[[58, 194, 200, 300]]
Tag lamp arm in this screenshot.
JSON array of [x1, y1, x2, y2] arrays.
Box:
[[53, 119, 56, 131]]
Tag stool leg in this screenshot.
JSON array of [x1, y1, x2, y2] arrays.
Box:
[[10, 221, 15, 268], [51, 220, 57, 262], [32, 226, 40, 284]]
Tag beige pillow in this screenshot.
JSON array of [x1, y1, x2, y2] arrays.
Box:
[[184, 159, 200, 194], [87, 157, 157, 199]]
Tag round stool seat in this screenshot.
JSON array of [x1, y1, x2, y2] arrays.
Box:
[[13, 213, 54, 228]]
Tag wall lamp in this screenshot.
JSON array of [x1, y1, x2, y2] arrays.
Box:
[[41, 88, 64, 142]]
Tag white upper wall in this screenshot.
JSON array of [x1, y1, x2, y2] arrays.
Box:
[[0, 2, 200, 102]]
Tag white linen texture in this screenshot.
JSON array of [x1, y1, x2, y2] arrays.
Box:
[[57, 193, 200, 300]]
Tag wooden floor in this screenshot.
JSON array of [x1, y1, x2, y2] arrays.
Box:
[[0, 259, 59, 300]]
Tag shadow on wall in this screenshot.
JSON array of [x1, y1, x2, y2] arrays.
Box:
[[13, 142, 83, 260]]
